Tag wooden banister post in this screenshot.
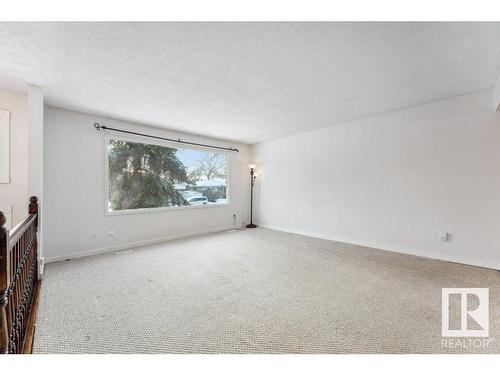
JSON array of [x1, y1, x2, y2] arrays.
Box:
[[0, 211, 9, 354], [29, 196, 38, 229]]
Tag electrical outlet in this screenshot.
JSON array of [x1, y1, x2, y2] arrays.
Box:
[[438, 231, 449, 242], [89, 232, 96, 240]]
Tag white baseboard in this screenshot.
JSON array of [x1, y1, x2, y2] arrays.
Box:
[[45, 222, 500, 271], [45, 225, 234, 263], [425, 250, 500, 271], [258, 223, 500, 271]]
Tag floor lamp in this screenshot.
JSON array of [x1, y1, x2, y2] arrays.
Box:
[[247, 164, 258, 228]]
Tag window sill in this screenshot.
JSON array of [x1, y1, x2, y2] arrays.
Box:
[[105, 202, 230, 216]]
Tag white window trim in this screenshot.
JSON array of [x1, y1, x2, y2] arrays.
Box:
[[103, 132, 231, 216]]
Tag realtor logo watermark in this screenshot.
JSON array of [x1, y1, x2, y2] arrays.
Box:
[[441, 288, 492, 349]]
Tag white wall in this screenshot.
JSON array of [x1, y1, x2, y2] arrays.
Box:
[[0, 88, 28, 227], [43, 107, 250, 262], [495, 76, 500, 111], [252, 89, 500, 270], [27, 85, 44, 269], [27, 85, 44, 200]]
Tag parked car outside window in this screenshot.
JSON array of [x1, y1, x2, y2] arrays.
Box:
[[185, 195, 208, 206]]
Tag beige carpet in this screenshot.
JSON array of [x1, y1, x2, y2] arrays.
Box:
[[33, 228, 500, 353]]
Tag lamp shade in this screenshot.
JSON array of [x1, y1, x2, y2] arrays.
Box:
[[248, 164, 256, 169]]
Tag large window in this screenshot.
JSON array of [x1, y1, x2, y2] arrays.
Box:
[[106, 137, 228, 213]]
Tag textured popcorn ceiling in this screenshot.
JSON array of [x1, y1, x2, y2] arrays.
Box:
[[0, 22, 499, 144]]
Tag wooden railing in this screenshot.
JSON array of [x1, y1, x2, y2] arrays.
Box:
[[0, 196, 39, 354]]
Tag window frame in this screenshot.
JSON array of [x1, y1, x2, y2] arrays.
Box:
[[103, 132, 231, 216]]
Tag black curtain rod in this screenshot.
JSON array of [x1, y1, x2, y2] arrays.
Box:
[[93, 123, 239, 153]]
